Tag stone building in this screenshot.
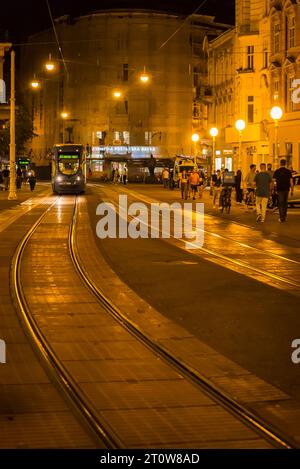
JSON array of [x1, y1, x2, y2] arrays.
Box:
[[206, 0, 300, 173], [20, 9, 229, 169]]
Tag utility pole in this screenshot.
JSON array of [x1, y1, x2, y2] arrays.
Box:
[[8, 49, 17, 200]]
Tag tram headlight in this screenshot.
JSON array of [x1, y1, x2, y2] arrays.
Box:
[[76, 175, 82, 182], [56, 175, 63, 182]]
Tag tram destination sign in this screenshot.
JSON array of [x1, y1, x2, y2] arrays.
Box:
[[58, 155, 80, 159]]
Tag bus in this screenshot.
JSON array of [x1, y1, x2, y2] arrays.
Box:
[[52, 144, 86, 194]]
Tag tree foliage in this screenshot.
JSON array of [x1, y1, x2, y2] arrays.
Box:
[[0, 104, 36, 157]]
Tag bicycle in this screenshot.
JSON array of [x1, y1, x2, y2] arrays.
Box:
[[219, 186, 232, 214], [245, 188, 256, 209]]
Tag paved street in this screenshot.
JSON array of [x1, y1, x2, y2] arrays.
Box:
[[1, 182, 300, 449]]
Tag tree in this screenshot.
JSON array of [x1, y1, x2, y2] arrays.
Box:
[[0, 104, 36, 158]]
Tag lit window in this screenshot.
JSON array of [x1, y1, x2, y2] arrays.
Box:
[[289, 17, 295, 49], [247, 96, 254, 123], [274, 23, 280, 53], [247, 45, 254, 69]]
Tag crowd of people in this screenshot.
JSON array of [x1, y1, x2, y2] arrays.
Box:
[[161, 159, 295, 223], [0, 167, 36, 192]]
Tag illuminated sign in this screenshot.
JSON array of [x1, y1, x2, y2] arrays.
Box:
[[58, 155, 79, 159], [92, 146, 157, 153]]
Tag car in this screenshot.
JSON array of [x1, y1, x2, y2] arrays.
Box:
[[288, 173, 300, 205]]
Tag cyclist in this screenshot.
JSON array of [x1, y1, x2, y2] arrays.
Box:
[[244, 164, 256, 208], [219, 169, 235, 213]]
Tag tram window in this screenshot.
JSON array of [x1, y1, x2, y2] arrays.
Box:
[[58, 158, 79, 175]]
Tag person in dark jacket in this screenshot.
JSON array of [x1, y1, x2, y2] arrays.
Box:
[[273, 159, 294, 222], [235, 170, 243, 204]]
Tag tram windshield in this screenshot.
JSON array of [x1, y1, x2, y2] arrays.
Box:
[[58, 155, 80, 175]]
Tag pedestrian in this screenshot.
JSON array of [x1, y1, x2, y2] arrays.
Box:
[[244, 164, 256, 207], [2, 167, 10, 191], [198, 169, 205, 199], [113, 169, 119, 184], [211, 170, 222, 208], [254, 163, 272, 223], [273, 159, 294, 222], [235, 169, 243, 204], [180, 170, 188, 200], [189, 168, 200, 200], [122, 167, 127, 185], [162, 167, 169, 188], [28, 171, 36, 191], [22, 168, 27, 184]]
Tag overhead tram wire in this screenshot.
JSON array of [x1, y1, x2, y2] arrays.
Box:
[[46, 0, 68, 76], [158, 0, 209, 51]]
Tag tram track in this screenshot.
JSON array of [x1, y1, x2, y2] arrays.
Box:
[[70, 195, 297, 449], [100, 185, 300, 293], [10, 196, 121, 449], [9, 192, 299, 448]]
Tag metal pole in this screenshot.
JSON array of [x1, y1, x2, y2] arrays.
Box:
[[212, 136, 215, 173], [238, 131, 242, 172], [274, 121, 279, 169], [8, 49, 17, 200]]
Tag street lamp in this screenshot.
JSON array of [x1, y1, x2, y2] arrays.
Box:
[[45, 53, 55, 72], [8, 49, 17, 201], [61, 112, 69, 143], [270, 105, 283, 169], [30, 80, 40, 89], [113, 90, 122, 99], [235, 119, 246, 171], [192, 133, 200, 165], [140, 66, 150, 83], [209, 127, 218, 174]]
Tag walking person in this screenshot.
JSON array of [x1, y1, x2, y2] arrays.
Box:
[[180, 170, 188, 200], [28, 169, 36, 192], [254, 163, 272, 223], [162, 167, 169, 188], [235, 169, 243, 204], [122, 167, 127, 185], [198, 169, 205, 199], [211, 170, 222, 208], [244, 164, 256, 208], [273, 159, 294, 222], [189, 168, 200, 200], [2, 167, 10, 191]]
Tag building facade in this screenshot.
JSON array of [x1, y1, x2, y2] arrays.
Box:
[[21, 10, 229, 169], [207, 0, 300, 174]]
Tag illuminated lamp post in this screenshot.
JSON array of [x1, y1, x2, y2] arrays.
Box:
[[209, 127, 218, 174], [235, 119, 246, 171], [270, 106, 283, 169], [192, 133, 200, 165]]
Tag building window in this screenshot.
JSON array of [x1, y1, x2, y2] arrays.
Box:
[[145, 131, 152, 144], [123, 131, 130, 145], [263, 48, 268, 68], [247, 96, 254, 123], [274, 23, 280, 53], [287, 76, 295, 111], [274, 79, 279, 100], [123, 64, 128, 82], [289, 16, 295, 49], [247, 45, 254, 69]]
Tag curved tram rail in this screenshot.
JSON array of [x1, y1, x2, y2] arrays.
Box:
[[10, 196, 121, 449], [70, 196, 297, 449], [9, 194, 298, 449]]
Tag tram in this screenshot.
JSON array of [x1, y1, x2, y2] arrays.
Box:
[[52, 144, 86, 194]]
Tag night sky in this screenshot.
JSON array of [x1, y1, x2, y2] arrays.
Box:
[[1, 0, 235, 43]]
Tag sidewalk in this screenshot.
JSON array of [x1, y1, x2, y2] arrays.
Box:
[[123, 184, 300, 243], [0, 183, 50, 212]]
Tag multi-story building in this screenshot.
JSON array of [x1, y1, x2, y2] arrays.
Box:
[[0, 41, 12, 164], [20, 9, 229, 171], [207, 0, 300, 174]]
